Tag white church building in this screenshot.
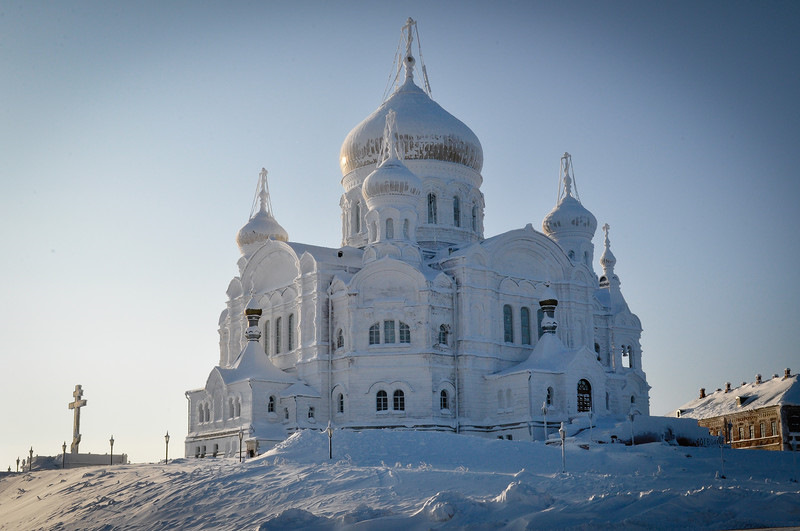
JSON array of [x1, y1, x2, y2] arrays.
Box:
[[185, 19, 649, 458]]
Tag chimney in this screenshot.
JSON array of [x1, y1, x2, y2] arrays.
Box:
[[725, 382, 731, 393], [699, 388, 706, 399], [785, 368, 792, 379], [773, 374, 779, 379], [755, 374, 762, 384]]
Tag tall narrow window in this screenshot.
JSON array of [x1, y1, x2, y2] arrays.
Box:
[[577, 379, 592, 412], [264, 320, 270, 354], [759, 422, 765, 438], [275, 317, 282, 354], [376, 390, 388, 411], [384, 320, 396, 344], [403, 219, 409, 239], [393, 390, 405, 411], [503, 304, 514, 343], [308, 407, 315, 419], [337, 393, 344, 414], [235, 398, 241, 417], [520, 307, 531, 345], [268, 395, 275, 413], [471, 205, 478, 231], [336, 328, 344, 350], [353, 202, 361, 233], [369, 323, 380, 345], [771, 421, 777, 436], [438, 324, 448, 345], [537, 308, 545, 338], [399, 322, 411, 344], [386, 218, 394, 239], [287, 313, 295, 350], [427, 193, 437, 224], [440, 390, 449, 410], [546, 386, 553, 406], [453, 196, 460, 227]]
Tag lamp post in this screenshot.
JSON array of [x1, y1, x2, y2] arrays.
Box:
[[541, 402, 548, 441], [29, 447, 33, 472], [588, 410, 594, 444], [238, 427, 244, 463], [326, 421, 333, 460], [109, 436, 114, 465], [62, 441, 67, 469], [628, 410, 636, 447], [164, 431, 170, 465], [559, 422, 566, 473], [16, 457, 19, 473]]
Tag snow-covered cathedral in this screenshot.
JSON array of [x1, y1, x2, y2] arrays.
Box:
[[185, 19, 649, 458]]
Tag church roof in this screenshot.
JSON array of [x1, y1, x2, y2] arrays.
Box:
[[673, 373, 800, 419], [490, 333, 575, 377], [216, 341, 296, 385]]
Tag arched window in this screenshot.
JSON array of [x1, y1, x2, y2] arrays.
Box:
[[520, 307, 531, 345], [235, 398, 241, 417], [438, 324, 448, 345], [369, 323, 380, 345], [376, 390, 388, 411], [427, 193, 437, 224], [393, 390, 405, 411], [621, 345, 631, 368], [353, 202, 361, 233], [503, 304, 514, 343], [204, 403, 210, 422], [370, 221, 377, 242], [386, 218, 394, 239], [453, 196, 461, 227], [198, 404, 204, 423], [505, 389, 512, 410], [497, 390, 504, 409], [546, 386, 553, 406], [336, 328, 344, 350], [440, 390, 449, 410], [471, 205, 478, 231], [403, 219, 409, 239], [337, 393, 344, 414], [577, 379, 592, 412], [631, 395, 636, 404], [275, 317, 282, 354], [229, 398, 235, 419], [308, 407, 315, 419], [284, 407, 289, 420], [268, 395, 275, 413], [264, 320, 270, 355], [384, 320, 396, 344], [287, 313, 295, 351], [399, 322, 411, 344]]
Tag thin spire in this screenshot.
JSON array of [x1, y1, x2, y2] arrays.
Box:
[[250, 167, 275, 219], [380, 109, 402, 164], [600, 222, 617, 277], [557, 152, 582, 203], [384, 18, 432, 99]]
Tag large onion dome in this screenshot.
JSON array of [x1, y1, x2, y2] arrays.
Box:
[[339, 76, 483, 176], [236, 168, 288, 256]]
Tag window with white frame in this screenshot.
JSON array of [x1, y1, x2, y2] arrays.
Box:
[[337, 393, 344, 414], [287, 313, 295, 350], [275, 317, 282, 354], [399, 322, 411, 344], [384, 320, 396, 344], [376, 390, 388, 411], [438, 324, 448, 345], [427, 193, 437, 223], [268, 395, 275, 413], [393, 390, 405, 411], [369, 323, 380, 345], [503, 304, 513, 343], [386, 218, 394, 239], [336, 328, 344, 350], [577, 379, 592, 412], [440, 389, 449, 410], [308, 407, 315, 420], [520, 307, 531, 345]]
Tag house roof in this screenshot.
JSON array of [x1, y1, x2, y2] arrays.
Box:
[[673, 373, 799, 419]]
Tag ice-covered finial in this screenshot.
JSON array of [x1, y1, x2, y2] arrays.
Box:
[[402, 18, 417, 81], [600, 222, 617, 274], [257, 168, 269, 213], [380, 110, 402, 163], [559, 152, 578, 200]]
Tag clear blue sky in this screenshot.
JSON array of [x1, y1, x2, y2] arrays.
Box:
[[2, 1, 798, 465]]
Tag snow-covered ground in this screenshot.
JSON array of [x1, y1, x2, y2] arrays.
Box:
[[2, 418, 799, 530]]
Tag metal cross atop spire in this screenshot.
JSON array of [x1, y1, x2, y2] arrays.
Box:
[[68, 385, 87, 454], [557, 152, 582, 203], [250, 167, 275, 220], [380, 109, 402, 164], [385, 18, 432, 99]]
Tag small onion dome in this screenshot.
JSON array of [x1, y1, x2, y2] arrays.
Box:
[[236, 207, 288, 256], [542, 194, 597, 240], [600, 243, 616, 271], [340, 77, 483, 176], [362, 157, 422, 203]]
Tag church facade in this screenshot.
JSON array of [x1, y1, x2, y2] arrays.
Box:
[[185, 20, 649, 458]]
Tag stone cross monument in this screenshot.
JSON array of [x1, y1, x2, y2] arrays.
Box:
[[68, 384, 87, 454]]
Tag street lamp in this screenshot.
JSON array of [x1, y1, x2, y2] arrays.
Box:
[[588, 410, 594, 444], [62, 442, 67, 469], [541, 402, 548, 441], [559, 422, 566, 473], [238, 428, 244, 463], [29, 447, 33, 472], [628, 410, 637, 447], [16, 457, 19, 473], [164, 431, 170, 465], [109, 436, 114, 465], [326, 421, 333, 460]]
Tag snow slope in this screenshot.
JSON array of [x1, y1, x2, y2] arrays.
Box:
[[2, 419, 799, 530]]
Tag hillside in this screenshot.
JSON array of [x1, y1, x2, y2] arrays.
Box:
[[2, 418, 799, 530]]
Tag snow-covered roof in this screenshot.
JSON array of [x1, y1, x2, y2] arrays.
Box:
[[673, 373, 800, 419], [216, 341, 296, 385], [280, 382, 321, 398], [489, 333, 575, 378], [285, 242, 363, 269]]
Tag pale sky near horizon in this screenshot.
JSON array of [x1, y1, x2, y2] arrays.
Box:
[[2, 1, 798, 466]]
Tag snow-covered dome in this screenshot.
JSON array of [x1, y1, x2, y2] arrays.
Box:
[[236, 168, 288, 256], [362, 110, 423, 205], [339, 76, 483, 176], [542, 194, 597, 240]]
